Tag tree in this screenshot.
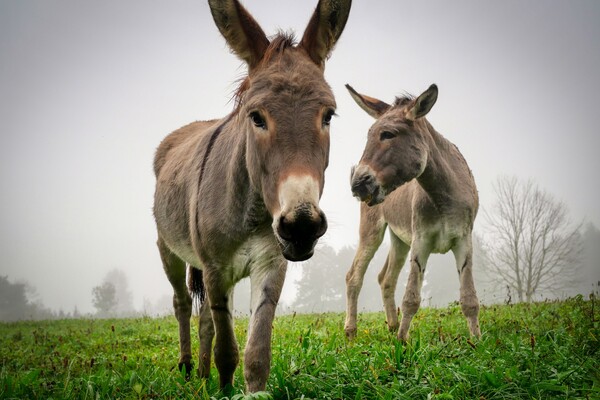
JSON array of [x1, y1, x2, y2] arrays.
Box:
[[0, 276, 31, 321], [0, 276, 54, 321], [92, 281, 117, 316], [291, 242, 392, 313], [580, 223, 600, 295], [292, 244, 346, 312], [482, 176, 582, 302], [90, 269, 135, 317], [104, 269, 134, 315]]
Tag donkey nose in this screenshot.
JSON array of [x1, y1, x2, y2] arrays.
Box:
[[351, 170, 376, 202], [277, 206, 327, 243]]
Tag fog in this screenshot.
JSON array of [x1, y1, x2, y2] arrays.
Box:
[[1, 0, 599, 317]]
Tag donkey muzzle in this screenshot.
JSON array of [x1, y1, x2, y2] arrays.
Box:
[[275, 204, 327, 262], [351, 165, 385, 206]]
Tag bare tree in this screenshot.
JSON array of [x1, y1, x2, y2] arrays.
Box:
[[482, 176, 582, 302]]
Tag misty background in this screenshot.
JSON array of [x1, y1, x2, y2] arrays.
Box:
[[1, 0, 599, 320]]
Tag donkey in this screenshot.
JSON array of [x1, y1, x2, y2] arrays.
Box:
[[153, 0, 351, 392], [344, 84, 481, 342]]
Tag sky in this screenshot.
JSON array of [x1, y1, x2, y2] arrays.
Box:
[[1, 0, 599, 314]]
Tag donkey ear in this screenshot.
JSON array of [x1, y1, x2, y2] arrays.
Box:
[[300, 0, 352, 67], [406, 84, 438, 121], [345, 84, 391, 119], [208, 0, 270, 70]]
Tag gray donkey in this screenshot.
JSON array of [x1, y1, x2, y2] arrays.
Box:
[[153, 0, 351, 392], [344, 84, 481, 342]]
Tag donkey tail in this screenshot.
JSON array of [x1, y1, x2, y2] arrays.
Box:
[[187, 266, 206, 305]]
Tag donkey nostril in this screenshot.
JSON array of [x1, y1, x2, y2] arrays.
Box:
[[277, 215, 294, 241], [351, 172, 379, 203], [351, 173, 372, 192], [316, 212, 328, 238], [277, 208, 327, 243]]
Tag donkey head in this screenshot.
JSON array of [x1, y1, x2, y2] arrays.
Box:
[[209, 0, 351, 261], [347, 84, 438, 206]]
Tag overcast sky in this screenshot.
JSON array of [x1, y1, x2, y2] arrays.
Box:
[[1, 0, 599, 314]]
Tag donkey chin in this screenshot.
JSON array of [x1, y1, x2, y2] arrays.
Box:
[[273, 205, 328, 262]]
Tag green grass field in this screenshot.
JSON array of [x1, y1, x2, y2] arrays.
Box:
[[1, 297, 598, 399]]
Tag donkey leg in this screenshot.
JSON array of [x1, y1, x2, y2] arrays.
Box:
[[378, 231, 410, 333], [244, 258, 287, 392], [345, 209, 386, 339], [203, 269, 238, 389], [197, 298, 215, 378], [157, 238, 193, 375], [398, 244, 430, 342], [453, 237, 481, 337]]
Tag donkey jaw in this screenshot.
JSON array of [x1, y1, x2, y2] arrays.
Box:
[[276, 237, 318, 262], [365, 187, 385, 206]]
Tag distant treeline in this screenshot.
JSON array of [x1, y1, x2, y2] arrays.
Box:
[[2, 222, 599, 322]]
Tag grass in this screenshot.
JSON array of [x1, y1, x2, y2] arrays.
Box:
[[1, 296, 598, 399]]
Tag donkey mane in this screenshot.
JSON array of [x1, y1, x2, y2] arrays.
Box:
[[234, 32, 297, 108], [391, 94, 462, 158], [393, 93, 415, 107]]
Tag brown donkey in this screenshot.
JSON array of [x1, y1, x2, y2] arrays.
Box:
[[344, 84, 481, 342], [153, 0, 351, 392]]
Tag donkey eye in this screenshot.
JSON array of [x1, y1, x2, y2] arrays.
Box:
[[380, 131, 395, 141], [249, 111, 267, 130], [322, 109, 336, 127]]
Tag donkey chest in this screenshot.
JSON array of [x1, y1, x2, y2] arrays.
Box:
[[220, 234, 281, 286], [389, 217, 467, 254], [422, 220, 464, 254], [411, 194, 474, 253]]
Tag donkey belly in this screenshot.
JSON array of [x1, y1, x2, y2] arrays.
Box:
[[166, 235, 202, 267], [154, 123, 213, 269], [155, 211, 202, 267], [154, 179, 203, 268]]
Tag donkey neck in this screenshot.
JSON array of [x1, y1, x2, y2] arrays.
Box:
[[416, 120, 467, 208], [197, 113, 271, 244], [225, 115, 272, 232]]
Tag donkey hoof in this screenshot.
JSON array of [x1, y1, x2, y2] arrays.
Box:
[[345, 328, 357, 340], [219, 383, 235, 397], [471, 326, 482, 338], [397, 331, 409, 343], [178, 361, 193, 380], [197, 366, 210, 380]]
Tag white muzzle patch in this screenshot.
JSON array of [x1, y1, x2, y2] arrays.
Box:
[[274, 174, 321, 223]]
